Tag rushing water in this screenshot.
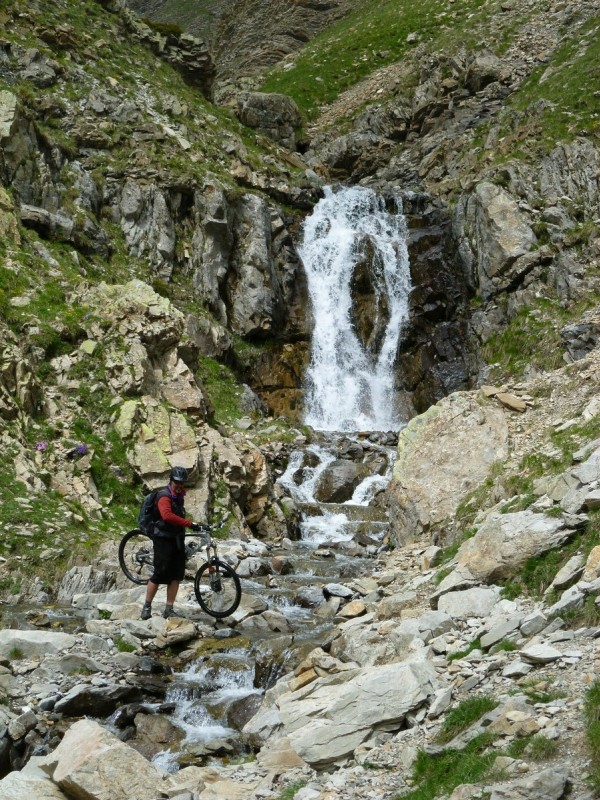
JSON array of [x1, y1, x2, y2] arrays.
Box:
[[299, 185, 412, 432]]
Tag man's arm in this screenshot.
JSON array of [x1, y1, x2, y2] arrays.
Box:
[[157, 496, 192, 528]]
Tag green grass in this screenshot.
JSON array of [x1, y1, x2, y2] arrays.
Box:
[[506, 734, 560, 761], [499, 13, 600, 156], [482, 299, 576, 384], [396, 734, 497, 800], [497, 504, 600, 601], [435, 696, 498, 744], [197, 357, 244, 425], [275, 784, 307, 800], [447, 639, 482, 663], [115, 637, 136, 653], [585, 680, 600, 793], [259, 0, 488, 120], [397, 725, 560, 800], [517, 678, 568, 705]]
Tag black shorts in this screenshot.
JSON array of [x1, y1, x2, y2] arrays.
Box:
[[150, 537, 185, 584]]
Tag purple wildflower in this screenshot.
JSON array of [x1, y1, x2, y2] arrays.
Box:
[[35, 441, 48, 451]]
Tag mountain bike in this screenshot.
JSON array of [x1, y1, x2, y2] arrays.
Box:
[[118, 525, 242, 619]]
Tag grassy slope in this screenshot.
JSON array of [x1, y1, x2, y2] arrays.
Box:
[[258, 0, 600, 153], [0, 0, 300, 591]]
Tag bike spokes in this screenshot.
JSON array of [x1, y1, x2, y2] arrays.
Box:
[[118, 530, 154, 585], [194, 559, 241, 619]]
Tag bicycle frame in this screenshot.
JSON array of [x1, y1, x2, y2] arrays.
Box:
[[184, 529, 219, 563]]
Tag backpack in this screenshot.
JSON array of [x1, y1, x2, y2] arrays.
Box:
[[138, 489, 164, 534]]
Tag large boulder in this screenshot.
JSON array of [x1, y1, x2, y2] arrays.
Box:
[[314, 459, 365, 503], [39, 718, 164, 800], [0, 768, 68, 800], [452, 510, 576, 583], [0, 629, 76, 659], [244, 659, 437, 767], [387, 391, 509, 544]]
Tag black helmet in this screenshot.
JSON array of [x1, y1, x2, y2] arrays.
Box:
[[169, 466, 189, 483]]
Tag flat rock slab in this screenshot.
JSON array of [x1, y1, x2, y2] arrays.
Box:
[[520, 643, 563, 664], [0, 629, 76, 658], [279, 660, 438, 767], [438, 586, 501, 619]]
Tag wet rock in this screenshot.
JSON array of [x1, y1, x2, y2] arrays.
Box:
[[54, 683, 142, 717], [295, 587, 324, 608], [314, 460, 365, 503], [226, 693, 263, 730], [131, 712, 184, 760]]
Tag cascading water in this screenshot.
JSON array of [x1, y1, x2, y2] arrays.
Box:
[[299, 185, 412, 432], [144, 187, 411, 770]]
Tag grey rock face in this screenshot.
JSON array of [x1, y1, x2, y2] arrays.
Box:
[[227, 193, 285, 337], [453, 181, 537, 299], [237, 92, 302, 150]]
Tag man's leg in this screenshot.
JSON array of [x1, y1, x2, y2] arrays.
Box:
[[163, 580, 181, 617], [166, 580, 180, 605], [141, 580, 160, 619]]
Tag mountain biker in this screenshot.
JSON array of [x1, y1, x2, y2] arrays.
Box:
[[140, 466, 201, 620]]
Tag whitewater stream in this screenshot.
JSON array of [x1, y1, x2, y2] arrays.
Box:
[[151, 186, 412, 769]]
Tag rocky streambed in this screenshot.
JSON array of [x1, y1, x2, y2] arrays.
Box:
[[0, 433, 397, 778], [3, 404, 600, 800]]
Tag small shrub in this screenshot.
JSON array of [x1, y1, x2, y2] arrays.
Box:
[[115, 637, 136, 653], [9, 646, 24, 660], [141, 18, 184, 37]]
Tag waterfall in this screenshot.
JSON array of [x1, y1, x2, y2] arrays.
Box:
[[299, 185, 412, 432]]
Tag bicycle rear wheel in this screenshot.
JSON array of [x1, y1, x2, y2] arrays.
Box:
[[119, 529, 154, 585], [193, 558, 241, 619]]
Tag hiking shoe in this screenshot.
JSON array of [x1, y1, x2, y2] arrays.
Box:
[[140, 602, 152, 620], [162, 605, 180, 619]]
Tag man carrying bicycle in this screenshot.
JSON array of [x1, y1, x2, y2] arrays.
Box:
[[140, 466, 202, 620]]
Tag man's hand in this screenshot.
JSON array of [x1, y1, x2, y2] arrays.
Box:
[[190, 522, 203, 532]]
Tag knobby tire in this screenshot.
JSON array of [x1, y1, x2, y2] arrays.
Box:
[[193, 558, 241, 619], [118, 529, 153, 585]]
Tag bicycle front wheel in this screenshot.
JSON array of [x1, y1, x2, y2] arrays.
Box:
[[119, 529, 154, 585], [194, 559, 241, 619]]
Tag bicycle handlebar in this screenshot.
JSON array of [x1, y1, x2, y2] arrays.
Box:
[[184, 518, 226, 537]]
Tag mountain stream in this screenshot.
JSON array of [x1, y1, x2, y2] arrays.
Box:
[[149, 186, 413, 769]]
